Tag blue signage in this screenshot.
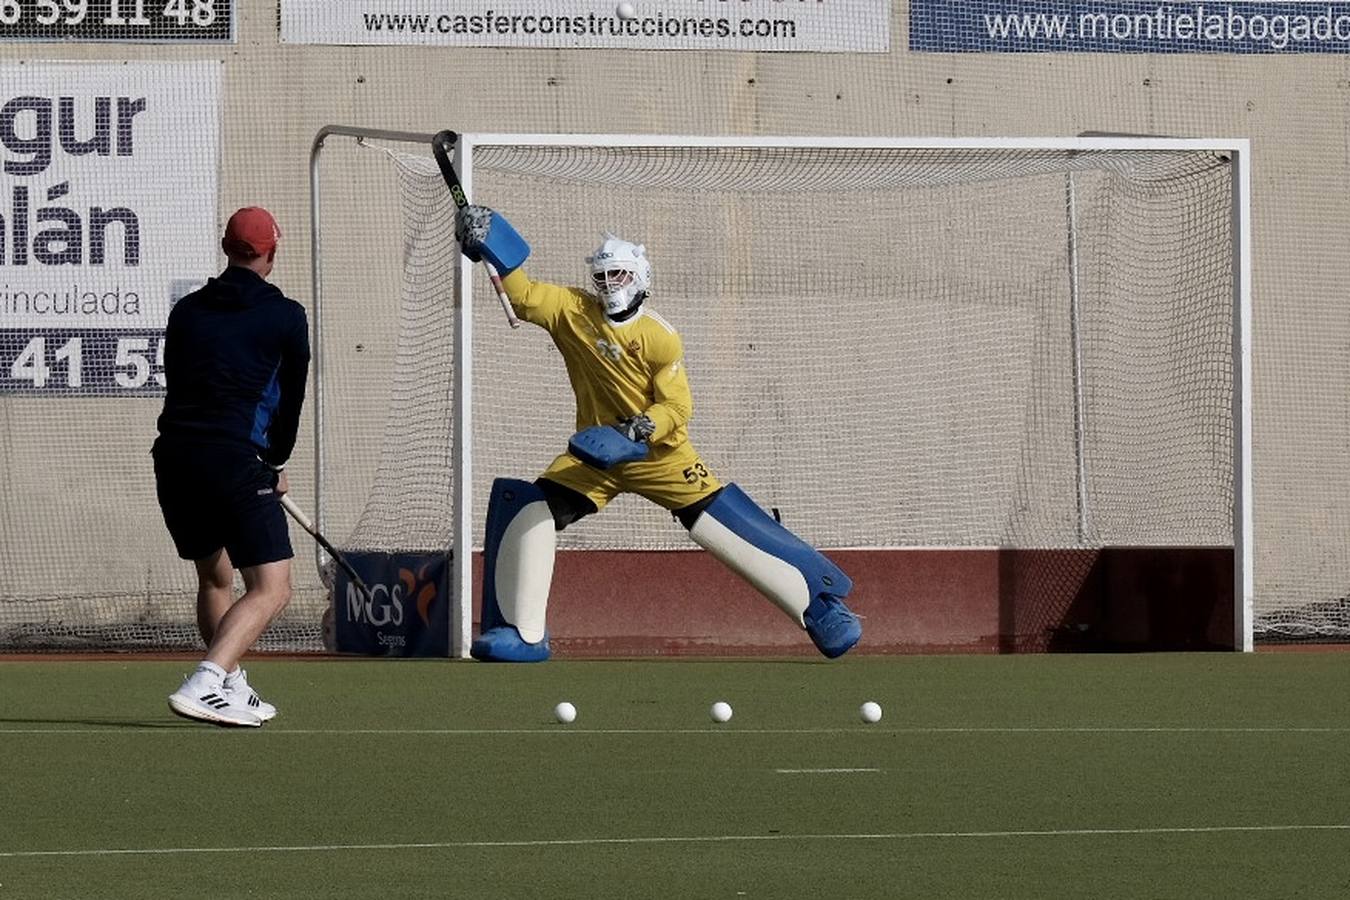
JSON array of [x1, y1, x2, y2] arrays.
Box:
[[0, 329, 166, 394], [911, 2, 1350, 53], [0, 0, 234, 43], [334, 551, 451, 657]]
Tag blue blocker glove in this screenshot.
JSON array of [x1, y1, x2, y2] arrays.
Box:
[[453, 205, 530, 273], [568, 415, 654, 469]]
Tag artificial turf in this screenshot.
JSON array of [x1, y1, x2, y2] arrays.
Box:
[[1, 653, 1348, 899]]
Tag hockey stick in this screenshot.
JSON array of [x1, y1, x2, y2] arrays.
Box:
[[280, 494, 373, 603], [431, 129, 521, 329]]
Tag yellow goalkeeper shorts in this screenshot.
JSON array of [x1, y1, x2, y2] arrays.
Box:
[[540, 440, 722, 512]]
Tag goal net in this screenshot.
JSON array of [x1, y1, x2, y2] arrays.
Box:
[[312, 132, 1252, 653], [0, 132, 1252, 653]]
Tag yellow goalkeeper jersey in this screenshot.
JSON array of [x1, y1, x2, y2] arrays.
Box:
[[500, 267, 693, 450]]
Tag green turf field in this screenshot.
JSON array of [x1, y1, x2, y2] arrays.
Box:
[[2, 654, 1349, 899]]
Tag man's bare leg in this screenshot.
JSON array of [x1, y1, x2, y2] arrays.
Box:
[[204, 559, 293, 673], [168, 559, 291, 726], [193, 549, 235, 646]]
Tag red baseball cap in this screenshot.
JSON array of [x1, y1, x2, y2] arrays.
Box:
[[223, 206, 280, 258]]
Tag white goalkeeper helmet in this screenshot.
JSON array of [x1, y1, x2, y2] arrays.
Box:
[[587, 234, 652, 321]]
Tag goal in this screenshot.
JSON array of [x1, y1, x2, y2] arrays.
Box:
[[308, 130, 1252, 655]]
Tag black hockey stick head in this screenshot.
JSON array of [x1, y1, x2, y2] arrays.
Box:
[[430, 129, 522, 327], [313, 531, 374, 607], [431, 130, 468, 209]]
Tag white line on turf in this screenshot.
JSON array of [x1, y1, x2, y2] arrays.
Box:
[[775, 768, 881, 773], [2, 824, 1347, 859], [2, 726, 1348, 735]]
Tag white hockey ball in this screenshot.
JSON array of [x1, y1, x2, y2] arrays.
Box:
[[710, 701, 733, 723], [616, 2, 636, 20], [860, 701, 882, 724], [554, 701, 577, 724]]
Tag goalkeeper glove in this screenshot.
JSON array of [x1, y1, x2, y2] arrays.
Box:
[[454, 205, 493, 262], [616, 414, 655, 443]]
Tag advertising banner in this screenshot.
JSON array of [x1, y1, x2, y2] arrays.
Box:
[[334, 551, 452, 657], [912, 1, 1350, 53], [0, 61, 219, 394], [0, 1, 234, 43], [281, 0, 889, 52]]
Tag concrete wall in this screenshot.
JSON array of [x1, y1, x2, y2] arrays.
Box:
[[2, 3, 1345, 648]]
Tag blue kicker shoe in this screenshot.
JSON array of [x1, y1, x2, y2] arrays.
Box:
[[469, 626, 552, 663], [803, 594, 862, 659]]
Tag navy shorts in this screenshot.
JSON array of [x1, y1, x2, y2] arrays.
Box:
[[152, 438, 293, 568]]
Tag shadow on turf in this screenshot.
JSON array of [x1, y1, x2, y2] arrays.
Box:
[[0, 717, 189, 729]]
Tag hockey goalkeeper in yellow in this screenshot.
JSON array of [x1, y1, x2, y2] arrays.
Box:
[[454, 205, 861, 662]]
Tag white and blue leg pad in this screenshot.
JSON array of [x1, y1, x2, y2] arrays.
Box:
[[479, 211, 530, 275], [687, 483, 861, 658], [471, 478, 555, 662]]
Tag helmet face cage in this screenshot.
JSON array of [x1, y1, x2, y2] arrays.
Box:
[[586, 235, 651, 317]]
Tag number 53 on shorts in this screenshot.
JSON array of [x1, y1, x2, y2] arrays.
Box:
[[682, 461, 710, 484]]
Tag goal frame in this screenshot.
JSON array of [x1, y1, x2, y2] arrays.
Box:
[[309, 124, 475, 656], [310, 128, 1253, 656]]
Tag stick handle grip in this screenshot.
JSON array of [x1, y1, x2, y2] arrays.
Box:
[[484, 262, 522, 328], [280, 495, 372, 601], [280, 494, 316, 533]]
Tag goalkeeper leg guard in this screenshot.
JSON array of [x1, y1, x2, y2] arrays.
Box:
[[686, 484, 861, 659], [471, 478, 555, 663]]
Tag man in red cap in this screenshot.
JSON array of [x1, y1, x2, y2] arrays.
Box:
[[222, 205, 281, 259], [153, 206, 310, 726]]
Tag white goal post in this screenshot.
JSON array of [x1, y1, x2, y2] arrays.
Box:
[[308, 128, 1253, 656]]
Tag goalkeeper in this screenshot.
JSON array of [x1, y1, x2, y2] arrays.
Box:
[[455, 205, 861, 663]]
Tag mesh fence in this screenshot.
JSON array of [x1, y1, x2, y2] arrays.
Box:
[[3, 2, 1348, 646], [315, 139, 1234, 566]]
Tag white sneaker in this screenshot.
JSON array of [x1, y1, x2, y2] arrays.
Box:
[[223, 668, 277, 722], [168, 671, 262, 727]]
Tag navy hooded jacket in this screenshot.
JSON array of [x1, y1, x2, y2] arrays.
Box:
[[155, 266, 310, 468]]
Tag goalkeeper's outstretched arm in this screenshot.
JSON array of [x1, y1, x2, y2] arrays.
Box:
[[497, 267, 583, 331]]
